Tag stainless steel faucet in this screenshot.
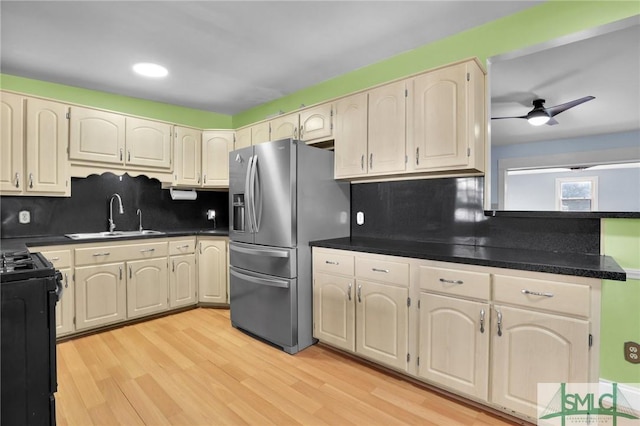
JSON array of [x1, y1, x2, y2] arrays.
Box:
[[136, 209, 143, 232], [108, 193, 124, 232]]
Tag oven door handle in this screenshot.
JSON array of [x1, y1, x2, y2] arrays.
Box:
[[230, 269, 290, 289], [55, 271, 64, 301]]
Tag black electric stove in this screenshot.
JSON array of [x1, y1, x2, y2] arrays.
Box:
[[1, 250, 61, 425]]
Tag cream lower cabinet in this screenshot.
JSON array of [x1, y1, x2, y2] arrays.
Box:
[[169, 238, 198, 308], [75, 262, 127, 330], [197, 237, 228, 304], [313, 248, 409, 372], [126, 257, 168, 319]]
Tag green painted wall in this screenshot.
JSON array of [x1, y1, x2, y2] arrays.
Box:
[[233, 1, 639, 127], [0, 74, 232, 129], [601, 219, 640, 386]]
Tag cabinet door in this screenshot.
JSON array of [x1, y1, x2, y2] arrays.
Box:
[[251, 122, 271, 145], [125, 117, 172, 169], [75, 263, 126, 330], [56, 268, 75, 337], [356, 280, 409, 371], [418, 293, 489, 400], [300, 103, 333, 144], [270, 113, 298, 140], [1, 92, 24, 193], [127, 257, 168, 319], [313, 272, 355, 352], [202, 130, 234, 187], [174, 126, 202, 186], [170, 254, 197, 308], [367, 81, 406, 175], [490, 305, 590, 418], [334, 92, 368, 178], [69, 106, 125, 165], [235, 127, 252, 149], [25, 97, 69, 194], [198, 239, 228, 304], [410, 63, 470, 171]]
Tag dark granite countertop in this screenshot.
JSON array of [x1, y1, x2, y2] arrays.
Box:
[[310, 237, 627, 281], [0, 228, 229, 254]]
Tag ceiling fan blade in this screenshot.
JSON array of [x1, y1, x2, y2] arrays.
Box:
[[546, 96, 595, 117], [546, 117, 559, 126], [491, 115, 528, 120]]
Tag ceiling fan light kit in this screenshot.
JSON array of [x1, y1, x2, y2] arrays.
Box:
[[527, 110, 551, 126], [492, 96, 595, 126]]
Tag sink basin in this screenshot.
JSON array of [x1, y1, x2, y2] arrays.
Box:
[[65, 230, 165, 240]]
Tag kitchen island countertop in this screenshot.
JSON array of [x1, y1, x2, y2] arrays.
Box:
[[310, 236, 626, 281]]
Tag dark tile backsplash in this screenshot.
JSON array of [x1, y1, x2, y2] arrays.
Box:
[[351, 177, 600, 255], [1, 174, 228, 238]]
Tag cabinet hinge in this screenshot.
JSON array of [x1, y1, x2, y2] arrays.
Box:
[[417, 356, 420, 366], [66, 112, 70, 119], [466, 72, 470, 82], [467, 147, 471, 157], [330, 123, 333, 130], [405, 89, 408, 97], [405, 155, 408, 164], [589, 334, 593, 348], [418, 299, 420, 309], [407, 297, 411, 307], [407, 353, 410, 362], [73, 317, 76, 326]]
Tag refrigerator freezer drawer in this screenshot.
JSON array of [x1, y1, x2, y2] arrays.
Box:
[[229, 241, 297, 279], [229, 267, 298, 353]]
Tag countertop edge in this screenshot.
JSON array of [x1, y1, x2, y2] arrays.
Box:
[[310, 238, 627, 282]]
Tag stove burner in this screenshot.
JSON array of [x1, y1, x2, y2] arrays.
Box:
[[1, 251, 36, 275]]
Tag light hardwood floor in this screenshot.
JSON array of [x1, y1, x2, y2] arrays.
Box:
[[56, 308, 523, 426]]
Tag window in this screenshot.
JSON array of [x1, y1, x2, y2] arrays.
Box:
[[555, 177, 598, 211]]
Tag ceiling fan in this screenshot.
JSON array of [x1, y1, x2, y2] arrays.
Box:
[[491, 96, 595, 126]]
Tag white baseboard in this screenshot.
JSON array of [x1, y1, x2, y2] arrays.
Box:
[[624, 268, 640, 280]]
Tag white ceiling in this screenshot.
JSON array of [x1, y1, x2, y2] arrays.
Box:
[[490, 19, 640, 146], [1, 0, 541, 116]]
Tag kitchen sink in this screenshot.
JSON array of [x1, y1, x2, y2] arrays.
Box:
[[65, 230, 165, 240]]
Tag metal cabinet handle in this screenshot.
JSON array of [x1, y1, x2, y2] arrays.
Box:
[[92, 252, 111, 257], [325, 260, 339, 265], [294, 127, 298, 139], [348, 283, 352, 301], [480, 309, 485, 334], [129, 266, 132, 279], [203, 174, 207, 184], [357, 284, 362, 303], [522, 289, 554, 298], [361, 154, 364, 171], [300, 125, 304, 139], [172, 260, 175, 272], [119, 266, 123, 280], [29, 173, 34, 188], [439, 278, 464, 285], [49, 257, 60, 261], [64, 273, 69, 288], [128, 150, 131, 162], [139, 248, 156, 253], [496, 309, 503, 337], [197, 173, 201, 184], [416, 147, 419, 165], [15, 172, 19, 188], [120, 148, 123, 161], [369, 153, 373, 169], [177, 244, 190, 249], [372, 268, 389, 273]]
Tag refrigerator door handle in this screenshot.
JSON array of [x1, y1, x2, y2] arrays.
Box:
[[249, 154, 259, 232], [230, 244, 290, 258], [230, 268, 290, 289], [244, 155, 255, 232]]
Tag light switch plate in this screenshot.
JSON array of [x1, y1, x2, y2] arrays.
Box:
[[19, 210, 31, 224]]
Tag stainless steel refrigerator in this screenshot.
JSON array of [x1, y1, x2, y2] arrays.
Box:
[[228, 138, 350, 354]]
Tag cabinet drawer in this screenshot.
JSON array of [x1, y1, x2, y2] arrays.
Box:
[[169, 238, 196, 255], [38, 249, 72, 268], [313, 249, 354, 276], [76, 241, 168, 265], [493, 274, 590, 318], [356, 256, 409, 287], [419, 266, 490, 300]]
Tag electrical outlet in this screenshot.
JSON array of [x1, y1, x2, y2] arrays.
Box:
[[18, 210, 31, 224], [624, 341, 640, 364]]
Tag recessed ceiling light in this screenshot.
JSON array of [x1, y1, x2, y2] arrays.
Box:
[[132, 62, 168, 78]]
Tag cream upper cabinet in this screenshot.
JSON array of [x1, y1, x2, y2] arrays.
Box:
[[174, 126, 202, 186], [334, 92, 368, 178], [418, 293, 490, 400], [198, 238, 228, 304], [234, 126, 252, 149], [270, 113, 299, 140], [202, 130, 234, 187], [25, 97, 70, 195], [313, 272, 355, 352], [1, 92, 24, 193], [69, 106, 125, 165], [409, 60, 485, 172], [251, 121, 271, 145], [126, 257, 169, 319], [125, 117, 172, 169], [367, 80, 407, 175], [299, 103, 333, 144]]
